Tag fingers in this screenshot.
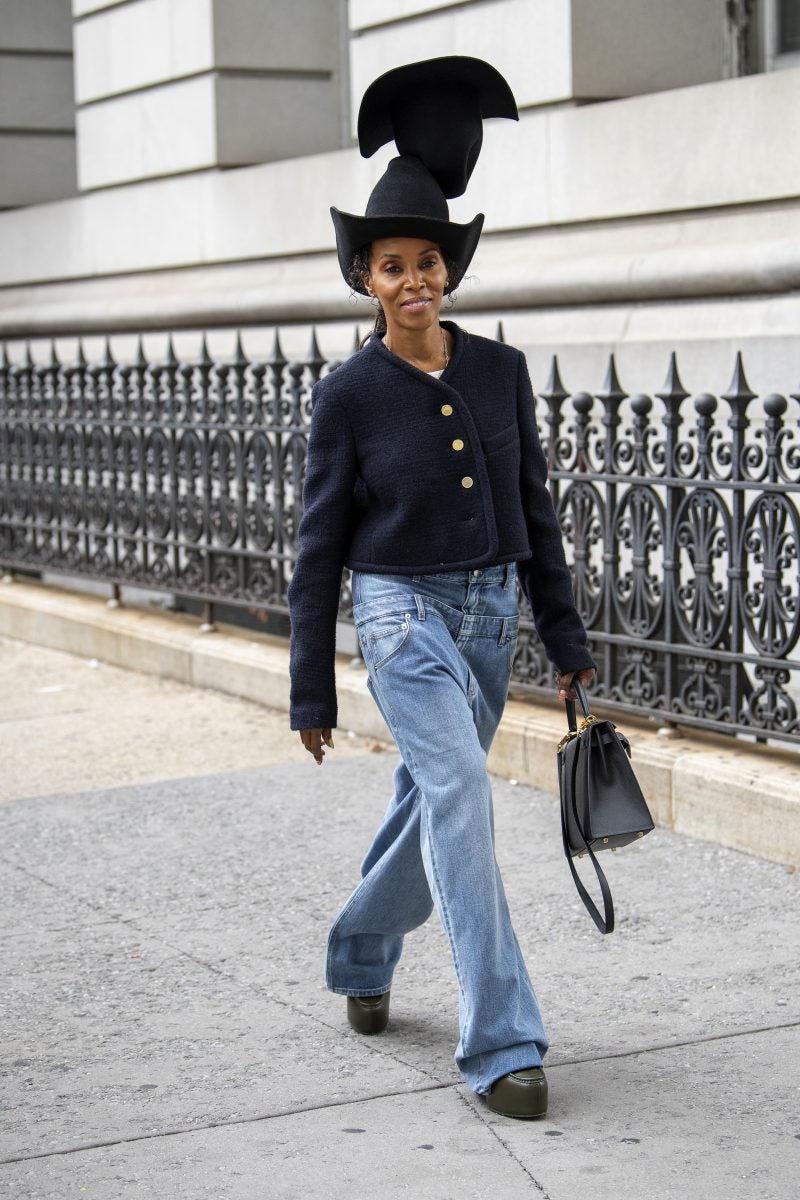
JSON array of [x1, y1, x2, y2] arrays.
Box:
[[299, 728, 335, 765], [299, 729, 323, 764], [556, 666, 597, 702]]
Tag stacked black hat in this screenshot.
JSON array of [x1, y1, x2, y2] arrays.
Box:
[[331, 56, 519, 294]]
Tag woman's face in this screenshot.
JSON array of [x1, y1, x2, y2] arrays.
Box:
[[365, 237, 448, 333]]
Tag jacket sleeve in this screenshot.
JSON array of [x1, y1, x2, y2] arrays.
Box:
[[515, 351, 596, 676], [287, 380, 358, 730]]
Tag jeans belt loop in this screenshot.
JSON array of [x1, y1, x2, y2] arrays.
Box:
[[415, 593, 426, 620], [503, 562, 512, 590]]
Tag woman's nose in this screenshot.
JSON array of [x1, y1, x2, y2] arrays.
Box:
[[403, 267, 424, 288]]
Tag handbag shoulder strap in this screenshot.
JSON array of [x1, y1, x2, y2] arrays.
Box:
[[559, 727, 615, 935]]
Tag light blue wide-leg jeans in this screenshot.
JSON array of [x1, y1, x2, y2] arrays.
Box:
[[325, 562, 549, 1094]]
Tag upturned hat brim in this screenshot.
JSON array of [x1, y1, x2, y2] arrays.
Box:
[[358, 56, 518, 161], [330, 207, 484, 295]]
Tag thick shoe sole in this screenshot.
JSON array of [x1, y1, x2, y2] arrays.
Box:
[[484, 1067, 548, 1119], [346, 992, 390, 1035]]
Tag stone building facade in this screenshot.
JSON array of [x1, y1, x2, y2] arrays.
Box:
[[0, 0, 798, 391]]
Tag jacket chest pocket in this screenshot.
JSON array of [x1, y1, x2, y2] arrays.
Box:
[[481, 420, 520, 453]]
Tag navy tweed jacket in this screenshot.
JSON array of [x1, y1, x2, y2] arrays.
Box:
[[287, 319, 595, 730]]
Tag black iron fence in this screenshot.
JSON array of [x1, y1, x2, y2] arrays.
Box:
[[1, 331, 798, 744]]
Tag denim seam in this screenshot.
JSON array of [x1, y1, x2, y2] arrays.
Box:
[[325, 882, 394, 995], [421, 798, 467, 1009], [325, 888, 362, 991], [326, 610, 418, 993], [371, 660, 470, 1015], [508, 633, 518, 674]]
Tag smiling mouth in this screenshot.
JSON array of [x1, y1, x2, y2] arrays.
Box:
[[401, 297, 431, 309]]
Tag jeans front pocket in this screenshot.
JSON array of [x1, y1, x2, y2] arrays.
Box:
[[356, 607, 413, 671]]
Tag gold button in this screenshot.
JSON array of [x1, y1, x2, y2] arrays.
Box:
[[452, 438, 464, 451], [440, 403, 453, 416], [461, 476, 474, 488]]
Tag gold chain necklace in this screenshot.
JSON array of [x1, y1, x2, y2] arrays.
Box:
[[385, 328, 448, 370]]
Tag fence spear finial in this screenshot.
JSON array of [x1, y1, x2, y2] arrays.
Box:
[[307, 326, 323, 366], [267, 328, 285, 366], [721, 350, 756, 405], [655, 351, 689, 404], [596, 352, 627, 403], [541, 354, 568, 404]]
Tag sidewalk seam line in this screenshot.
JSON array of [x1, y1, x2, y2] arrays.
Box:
[[554, 1018, 800, 1064], [457, 1089, 553, 1197], [0, 1082, 455, 1166], [3, 1021, 798, 1167], [0, 856, 446, 1089], [120, 924, 449, 1087]]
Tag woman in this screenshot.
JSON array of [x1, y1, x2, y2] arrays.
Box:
[[287, 57, 596, 1119]]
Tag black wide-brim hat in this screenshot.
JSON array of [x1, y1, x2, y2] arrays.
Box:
[[330, 56, 517, 295], [330, 156, 483, 296]]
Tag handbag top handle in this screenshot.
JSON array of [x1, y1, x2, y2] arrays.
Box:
[[565, 677, 592, 732]]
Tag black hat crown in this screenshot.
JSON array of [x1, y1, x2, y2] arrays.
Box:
[[364, 156, 449, 220]]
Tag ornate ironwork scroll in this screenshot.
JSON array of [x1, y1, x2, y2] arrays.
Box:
[[0, 331, 349, 620], [1, 332, 798, 743], [513, 351, 800, 743]]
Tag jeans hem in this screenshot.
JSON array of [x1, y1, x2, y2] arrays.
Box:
[[465, 1045, 548, 1095], [327, 984, 392, 998]]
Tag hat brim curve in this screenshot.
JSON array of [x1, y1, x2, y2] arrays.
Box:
[[330, 207, 484, 295], [358, 56, 518, 159]]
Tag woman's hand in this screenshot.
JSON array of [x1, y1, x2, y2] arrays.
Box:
[[299, 728, 334, 765], [556, 667, 597, 703]]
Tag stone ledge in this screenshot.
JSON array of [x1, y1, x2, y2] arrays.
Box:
[[2, 200, 799, 336], [1, 575, 797, 867]]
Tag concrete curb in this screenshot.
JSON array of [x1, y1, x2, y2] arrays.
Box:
[[2, 575, 798, 868]]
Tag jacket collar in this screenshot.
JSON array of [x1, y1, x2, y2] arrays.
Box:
[[367, 319, 466, 389]]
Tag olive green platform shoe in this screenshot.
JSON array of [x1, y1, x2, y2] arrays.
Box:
[[346, 991, 390, 1035], [484, 1067, 548, 1119]]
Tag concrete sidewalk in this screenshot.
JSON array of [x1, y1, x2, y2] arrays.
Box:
[[1, 635, 798, 1198]]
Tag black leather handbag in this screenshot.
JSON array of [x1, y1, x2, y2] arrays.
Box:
[[557, 680, 654, 934]]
